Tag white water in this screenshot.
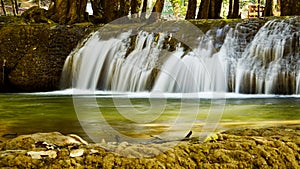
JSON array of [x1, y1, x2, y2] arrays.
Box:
[[234, 18, 300, 94], [61, 17, 300, 95]]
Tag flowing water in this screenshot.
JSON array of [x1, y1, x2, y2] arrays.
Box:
[[0, 92, 299, 142], [2, 17, 300, 142], [61, 17, 300, 94]]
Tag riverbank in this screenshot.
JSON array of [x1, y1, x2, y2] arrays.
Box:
[[0, 125, 299, 168]]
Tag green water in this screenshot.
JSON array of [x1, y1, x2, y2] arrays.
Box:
[[0, 94, 299, 141]]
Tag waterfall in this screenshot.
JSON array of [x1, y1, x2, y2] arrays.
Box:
[[234, 18, 300, 94], [61, 17, 300, 94], [152, 38, 226, 92]]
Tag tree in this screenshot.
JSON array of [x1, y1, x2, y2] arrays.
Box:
[[1, 0, 6, 16], [119, 0, 130, 18], [232, 0, 239, 18], [197, 0, 223, 19], [264, 0, 273, 16], [10, 0, 18, 16], [280, 0, 300, 16], [100, 0, 119, 23], [228, 0, 239, 18], [91, 0, 102, 20], [211, 0, 222, 19], [131, 0, 142, 18], [185, 0, 196, 19], [141, 0, 148, 19], [46, 0, 88, 24], [197, 0, 209, 19], [149, 0, 165, 22], [227, 0, 233, 18]]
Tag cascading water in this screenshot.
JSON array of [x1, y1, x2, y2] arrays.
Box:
[[61, 17, 300, 94], [235, 18, 300, 94]]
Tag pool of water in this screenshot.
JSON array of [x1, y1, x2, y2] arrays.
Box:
[[1, 92, 299, 142]]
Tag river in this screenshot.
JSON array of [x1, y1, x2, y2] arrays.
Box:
[[1, 91, 299, 142]]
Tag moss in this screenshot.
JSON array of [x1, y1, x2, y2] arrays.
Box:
[[0, 19, 95, 92], [0, 126, 299, 168]]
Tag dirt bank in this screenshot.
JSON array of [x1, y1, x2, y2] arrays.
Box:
[[0, 126, 299, 168]]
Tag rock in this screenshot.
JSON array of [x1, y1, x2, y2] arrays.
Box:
[[90, 149, 99, 154], [70, 149, 84, 158], [0, 22, 94, 92], [0, 122, 299, 168], [21, 6, 53, 24], [3, 132, 88, 150], [1, 133, 18, 139], [27, 150, 57, 159], [68, 134, 88, 145]]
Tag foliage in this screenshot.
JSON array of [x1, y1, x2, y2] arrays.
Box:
[[169, 0, 187, 18]]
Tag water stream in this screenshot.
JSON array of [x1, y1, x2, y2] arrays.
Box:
[[61, 17, 300, 94], [1, 17, 300, 142], [1, 92, 299, 142]]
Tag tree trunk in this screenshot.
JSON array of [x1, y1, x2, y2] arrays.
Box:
[[47, 0, 88, 24], [257, 0, 260, 17], [264, 0, 273, 16], [141, 0, 148, 19], [227, 0, 233, 18], [0, 0, 6, 16], [91, 0, 102, 18], [197, 0, 210, 19], [185, 0, 196, 19], [119, 0, 130, 17], [149, 0, 165, 22], [231, 0, 239, 18], [10, 0, 16, 16], [101, 0, 119, 23], [14, 0, 18, 14], [209, 0, 215, 18], [280, 0, 300, 16], [212, 0, 222, 19], [131, 0, 141, 18]]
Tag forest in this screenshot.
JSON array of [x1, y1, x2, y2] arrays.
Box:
[[0, 0, 299, 24]]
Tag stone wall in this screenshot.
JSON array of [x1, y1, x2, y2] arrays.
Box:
[[0, 19, 94, 92]]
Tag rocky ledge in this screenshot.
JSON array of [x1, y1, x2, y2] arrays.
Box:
[[0, 17, 98, 92], [0, 126, 299, 168]]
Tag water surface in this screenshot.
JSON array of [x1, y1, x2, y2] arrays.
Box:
[[0, 92, 299, 142]]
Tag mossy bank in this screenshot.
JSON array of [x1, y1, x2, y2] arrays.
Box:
[[0, 17, 97, 92]]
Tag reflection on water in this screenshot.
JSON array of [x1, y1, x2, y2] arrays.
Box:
[[0, 93, 299, 142]]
